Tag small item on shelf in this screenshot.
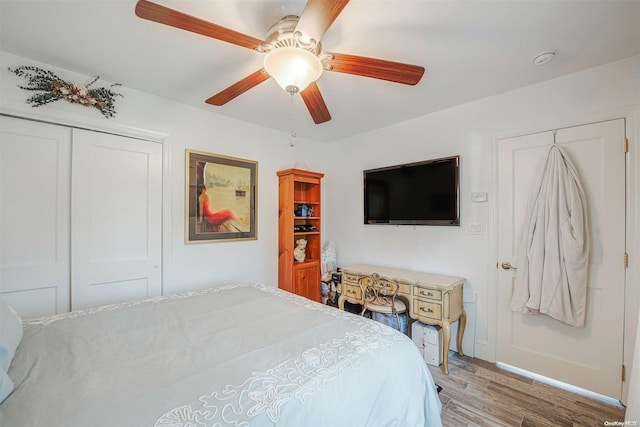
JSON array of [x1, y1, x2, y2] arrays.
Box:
[[293, 238, 307, 262], [293, 225, 319, 232], [300, 204, 308, 217], [307, 206, 315, 217]]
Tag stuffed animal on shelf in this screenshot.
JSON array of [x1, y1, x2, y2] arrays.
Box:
[[294, 239, 307, 263]]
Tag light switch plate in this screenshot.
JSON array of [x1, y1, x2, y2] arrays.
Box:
[[471, 192, 488, 202], [469, 222, 482, 234]]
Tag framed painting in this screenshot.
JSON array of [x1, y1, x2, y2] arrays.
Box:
[[186, 150, 257, 243]]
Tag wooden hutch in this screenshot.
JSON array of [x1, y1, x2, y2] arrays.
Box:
[[277, 169, 324, 302]]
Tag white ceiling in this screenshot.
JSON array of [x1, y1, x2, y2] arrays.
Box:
[[1, 0, 639, 142]]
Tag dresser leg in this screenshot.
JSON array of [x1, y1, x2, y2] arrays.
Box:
[[338, 294, 346, 311], [441, 321, 451, 375], [457, 309, 467, 356]]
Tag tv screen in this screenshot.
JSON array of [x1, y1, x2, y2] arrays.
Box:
[[364, 156, 460, 226]]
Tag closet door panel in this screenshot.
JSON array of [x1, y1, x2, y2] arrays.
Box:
[[71, 129, 162, 310], [0, 117, 71, 317]]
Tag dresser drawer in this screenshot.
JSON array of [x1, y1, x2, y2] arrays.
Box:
[[397, 282, 411, 296], [415, 299, 442, 321], [343, 273, 361, 285], [343, 284, 362, 300], [413, 287, 442, 301]]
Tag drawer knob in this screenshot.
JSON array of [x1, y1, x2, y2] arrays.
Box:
[[420, 307, 434, 313]]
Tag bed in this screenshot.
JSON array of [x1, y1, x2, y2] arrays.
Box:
[[0, 284, 442, 426]]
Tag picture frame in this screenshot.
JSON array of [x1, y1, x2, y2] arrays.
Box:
[[185, 149, 257, 243]]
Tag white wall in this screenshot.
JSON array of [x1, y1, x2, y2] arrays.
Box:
[[0, 51, 326, 296], [322, 55, 640, 376]]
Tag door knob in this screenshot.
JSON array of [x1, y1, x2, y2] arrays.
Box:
[[501, 262, 517, 270]]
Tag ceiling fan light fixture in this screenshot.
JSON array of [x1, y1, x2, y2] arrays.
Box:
[[264, 47, 323, 94]]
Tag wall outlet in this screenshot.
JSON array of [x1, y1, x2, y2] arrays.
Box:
[[469, 222, 482, 234]]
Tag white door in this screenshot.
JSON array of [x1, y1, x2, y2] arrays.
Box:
[[0, 117, 71, 317], [71, 129, 162, 309], [497, 119, 626, 399]]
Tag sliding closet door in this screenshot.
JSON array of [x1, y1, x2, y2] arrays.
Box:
[[71, 129, 162, 310], [0, 117, 71, 317]]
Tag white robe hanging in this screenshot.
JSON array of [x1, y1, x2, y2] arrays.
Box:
[[511, 144, 590, 327]]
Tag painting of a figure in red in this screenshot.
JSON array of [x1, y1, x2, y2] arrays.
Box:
[[186, 150, 256, 243], [196, 161, 250, 233]]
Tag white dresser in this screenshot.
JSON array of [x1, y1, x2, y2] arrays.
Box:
[[339, 263, 466, 374]]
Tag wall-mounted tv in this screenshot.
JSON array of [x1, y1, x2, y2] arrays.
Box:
[[364, 156, 460, 226]]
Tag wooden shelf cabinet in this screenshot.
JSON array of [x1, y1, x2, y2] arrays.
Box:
[[277, 169, 324, 302]]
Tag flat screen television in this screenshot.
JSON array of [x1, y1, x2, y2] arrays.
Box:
[[363, 156, 460, 226]]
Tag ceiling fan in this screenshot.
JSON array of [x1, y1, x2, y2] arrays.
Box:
[[135, 0, 425, 124]]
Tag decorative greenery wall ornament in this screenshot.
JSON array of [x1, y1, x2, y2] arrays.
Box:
[[8, 66, 123, 118]]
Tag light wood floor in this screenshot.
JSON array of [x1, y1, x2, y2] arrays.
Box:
[[428, 352, 626, 426]]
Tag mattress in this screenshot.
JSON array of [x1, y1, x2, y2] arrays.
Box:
[[0, 284, 442, 426]]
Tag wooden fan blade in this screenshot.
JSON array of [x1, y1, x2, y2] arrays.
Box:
[[135, 0, 263, 50], [205, 70, 270, 106], [295, 0, 350, 43], [300, 82, 331, 124], [324, 52, 425, 85]]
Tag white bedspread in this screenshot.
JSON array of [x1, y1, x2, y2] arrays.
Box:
[[1, 284, 442, 427]]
